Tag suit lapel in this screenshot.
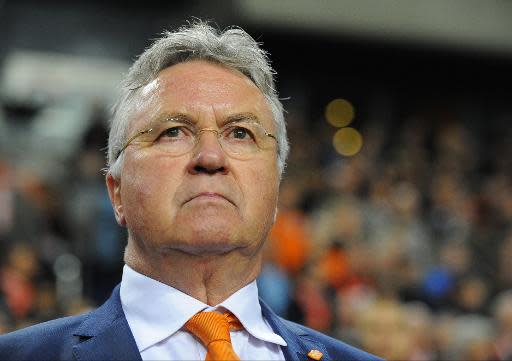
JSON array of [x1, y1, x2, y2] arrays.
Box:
[[260, 299, 332, 361], [72, 285, 142, 361]]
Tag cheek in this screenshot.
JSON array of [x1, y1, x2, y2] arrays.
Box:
[[243, 161, 279, 217], [121, 156, 183, 221]]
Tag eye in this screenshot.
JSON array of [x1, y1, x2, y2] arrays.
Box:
[[157, 125, 191, 141], [162, 127, 182, 138], [225, 125, 258, 142], [232, 127, 249, 139]]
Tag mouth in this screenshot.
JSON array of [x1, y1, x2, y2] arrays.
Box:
[[186, 192, 236, 207]]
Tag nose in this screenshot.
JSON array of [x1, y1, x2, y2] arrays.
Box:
[[187, 130, 229, 175]]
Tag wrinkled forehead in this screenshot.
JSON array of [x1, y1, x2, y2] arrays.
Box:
[[129, 60, 274, 132]]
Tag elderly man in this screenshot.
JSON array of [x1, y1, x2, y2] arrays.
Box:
[[0, 22, 382, 361]]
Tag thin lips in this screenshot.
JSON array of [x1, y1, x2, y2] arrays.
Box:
[[186, 192, 235, 206]]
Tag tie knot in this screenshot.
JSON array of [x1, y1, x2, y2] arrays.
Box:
[[185, 311, 243, 347]]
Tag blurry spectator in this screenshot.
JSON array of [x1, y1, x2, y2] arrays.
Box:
[[64, 297, 95, 317], [268, 178, 310, 275], [334, 284, 376, 348], [451, 315, 497, 361], [257, 261, 292, 317], [498, 229, 512, 292], [293, 263, 333, 333], [492, 290, 512, 360], [0, 161, 14, 238], [403, 302, 436, 361], [0, 311, 10, 335], [433, 312, 458, 360], [422, 241, 472, 310], [319, 240, 350, 290], [66, 119, 124, 303], [31, 282, 60, 323], [355, 298, 412, 360], [0, 244, 39, 319], [454, 275, 491, 314]]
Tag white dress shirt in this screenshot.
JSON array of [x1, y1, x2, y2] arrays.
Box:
[[120, 265, 287, 360]]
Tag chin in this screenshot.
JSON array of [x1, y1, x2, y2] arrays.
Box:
[[174, 241, 240, 256], [167, 220, 245, 255]]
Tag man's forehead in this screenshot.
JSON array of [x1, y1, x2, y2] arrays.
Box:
[[133, 60, 273, 128], [152, 60, 260, 97]]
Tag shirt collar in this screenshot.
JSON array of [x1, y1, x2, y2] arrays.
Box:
[[120, 264, 286, 352], [214, 278, 286, 346]]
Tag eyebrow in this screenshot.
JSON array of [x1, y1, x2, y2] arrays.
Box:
[[152, 112, 261, 127], [154, 113, 194, 126], [224, 113, 261, 125]]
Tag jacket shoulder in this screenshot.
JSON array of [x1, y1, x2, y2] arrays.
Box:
[[0, 313, 90, 361], [281, 319, 384, 361]]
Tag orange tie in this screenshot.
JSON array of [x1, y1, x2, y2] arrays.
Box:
[[185, 311, 243, 361]]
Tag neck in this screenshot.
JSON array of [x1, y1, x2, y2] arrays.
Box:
[[124, 241, 263, 306]]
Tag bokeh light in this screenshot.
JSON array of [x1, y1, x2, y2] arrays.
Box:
[[325, 98, 355, 127], [333, 127, 363, 156]]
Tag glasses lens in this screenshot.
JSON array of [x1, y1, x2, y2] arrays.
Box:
[[139, 120, 196, 155], [220, 122, 273, 158]]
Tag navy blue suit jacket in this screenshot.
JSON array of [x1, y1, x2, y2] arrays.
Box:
[[0, 285, 382, 360]]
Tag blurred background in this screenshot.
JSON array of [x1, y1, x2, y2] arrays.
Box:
[[1, 1, 512, 360]]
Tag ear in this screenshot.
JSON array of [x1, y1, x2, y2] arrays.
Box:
[[106, 173, 126, 226]]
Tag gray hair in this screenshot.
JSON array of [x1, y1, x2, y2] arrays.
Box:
[[107, 21, 289, 178]]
